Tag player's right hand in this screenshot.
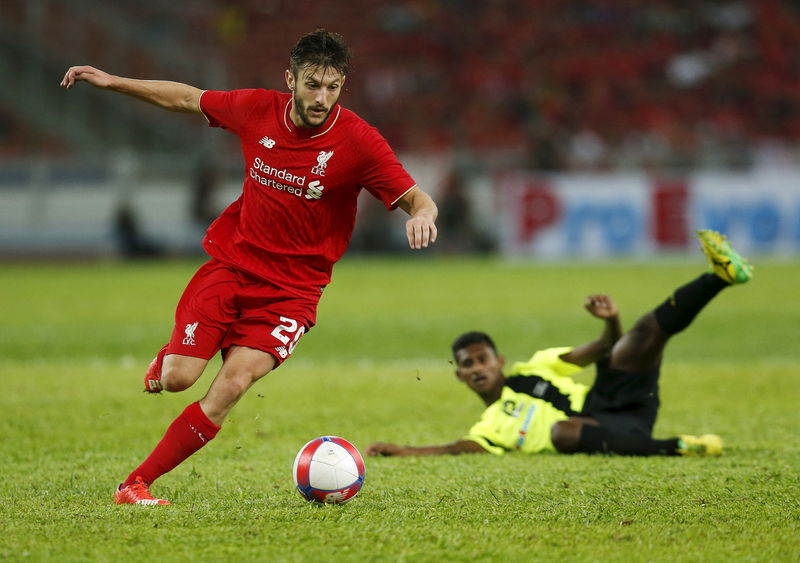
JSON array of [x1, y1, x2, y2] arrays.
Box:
[[365, 442, 402, 457], [60, 65, 113, 89], [405, 213, 437, 250]]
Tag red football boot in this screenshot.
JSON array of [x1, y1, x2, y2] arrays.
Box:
[[144, 345, 168, 393], [114, 477, 171, 506]]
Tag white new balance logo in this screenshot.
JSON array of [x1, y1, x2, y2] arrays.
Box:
[[275, 346, 288, 358], [183, 322, 198, 345], [324, 490, 348, 502], [259, 136, 276, 149]]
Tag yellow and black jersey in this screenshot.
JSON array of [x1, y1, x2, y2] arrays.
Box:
[[465, 347, 589, 455]]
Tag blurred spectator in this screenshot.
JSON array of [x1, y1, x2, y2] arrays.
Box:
[[214, 4, 247, 47], [113, 199, 163, 259], [437, 167, 495, 254], [190, 160, 221, 230]]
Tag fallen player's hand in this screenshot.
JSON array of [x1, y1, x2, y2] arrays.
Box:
[[365, 442, 403, 457], [584, 294, 618, 319]]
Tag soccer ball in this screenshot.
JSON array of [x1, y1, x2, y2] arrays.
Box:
[[292, 436, 365, 504]]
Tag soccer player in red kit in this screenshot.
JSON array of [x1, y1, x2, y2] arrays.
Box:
[[61, 29, 438, 505]]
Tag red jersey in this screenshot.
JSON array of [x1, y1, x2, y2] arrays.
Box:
[[199, 89, 417, 298]]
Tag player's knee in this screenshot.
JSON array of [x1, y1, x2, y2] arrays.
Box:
[[161, 366, 196, 392], [551, 420, 581, 453], [160, 355, 207, 392], [219, 366, 264, 397]]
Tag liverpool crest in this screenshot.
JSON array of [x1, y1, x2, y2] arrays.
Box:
[[311, 150, 334, 176]]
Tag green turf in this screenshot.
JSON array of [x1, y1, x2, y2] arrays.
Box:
[[0, 256, 798, 562]]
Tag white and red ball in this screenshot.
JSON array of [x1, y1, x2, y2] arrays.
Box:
[[292, 436, 365, 504]]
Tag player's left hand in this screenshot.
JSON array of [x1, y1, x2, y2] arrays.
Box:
[[584, 294, 618, 319], [405, 214, 437, 250]]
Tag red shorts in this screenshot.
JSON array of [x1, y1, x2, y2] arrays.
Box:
[[166, 259, 320, 366]]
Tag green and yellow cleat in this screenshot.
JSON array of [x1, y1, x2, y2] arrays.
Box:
[[678, 434, 723, 457], [697, 229, 753, 284]]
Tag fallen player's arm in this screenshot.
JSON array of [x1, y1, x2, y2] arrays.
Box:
[[560, 294, 622, 367], [365, 440, 486, 457]]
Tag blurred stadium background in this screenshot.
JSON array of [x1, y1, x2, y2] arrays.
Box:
[[2, 0, 799, 259]]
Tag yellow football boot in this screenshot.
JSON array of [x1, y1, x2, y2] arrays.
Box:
[[697, 229, 753, 284], [678, 434, 723, 456]]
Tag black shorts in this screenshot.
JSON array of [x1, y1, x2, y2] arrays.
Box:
[[580, 359, 661, 436]]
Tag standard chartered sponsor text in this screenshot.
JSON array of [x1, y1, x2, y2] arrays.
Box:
[[249, 157, 307, 197]]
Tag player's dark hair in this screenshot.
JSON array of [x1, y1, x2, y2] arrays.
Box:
[[290, 29, 352, 78], [451, 331, 497, 359]]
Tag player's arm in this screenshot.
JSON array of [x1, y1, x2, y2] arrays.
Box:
[[60, 65, 203, 114], [559, 295, 622, 367], [365, 439, 486, 457], [395, 186, 438, 250]]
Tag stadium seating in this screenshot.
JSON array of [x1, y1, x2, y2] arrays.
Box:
[[1, 0, 798, 171]]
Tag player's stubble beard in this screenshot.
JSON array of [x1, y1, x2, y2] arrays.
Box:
[[293, 92, 333, 129]]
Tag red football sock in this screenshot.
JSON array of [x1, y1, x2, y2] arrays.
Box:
[[123, 401, 221, 487]]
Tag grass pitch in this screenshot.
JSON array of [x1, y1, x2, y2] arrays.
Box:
[[0, 256, 798, 562]]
